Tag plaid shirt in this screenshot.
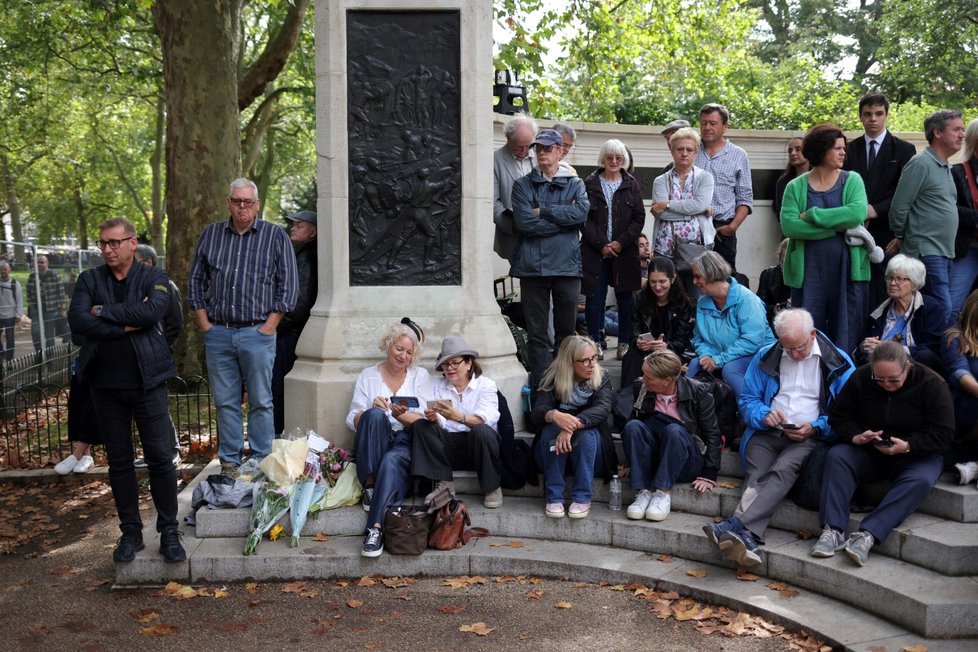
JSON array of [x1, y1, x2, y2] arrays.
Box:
[[695, 139, 753, 223], [27, 270, 64, 318], [188, 217, 298, 323]]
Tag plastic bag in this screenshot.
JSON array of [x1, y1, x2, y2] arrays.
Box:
[[259, 437, 308, 485], [312, 462, 362, 512], [288, 432, 330, 546]]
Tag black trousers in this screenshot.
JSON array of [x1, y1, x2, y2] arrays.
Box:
[[711, 226, 738, 273], [272, 329, 300, 434], [410, 419, 502, 493], [91, 384, 178, 535]]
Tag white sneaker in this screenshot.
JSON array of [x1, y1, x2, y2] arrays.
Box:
[[73, 455, 94, 473], [955, 461, 978, 485], [645, 490, 671, 521], [626, 489, 653, 520], [54, 454, 79, 475], [172, 452, 182, 467]]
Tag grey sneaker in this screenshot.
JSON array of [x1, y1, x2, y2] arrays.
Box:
[[703, 518, 738, 548], [483, 487, 503, 509], [810, 527, 846, 558], [220, 461, 239, 478], [955, 461, 978, 485], [844, 530, 874, 566], [626, 489, 653, 520]]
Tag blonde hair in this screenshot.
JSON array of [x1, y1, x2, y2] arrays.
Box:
[[538, 335, 603, 402], [377, 322, 423, 363], [643, 349, 684, 380], [946, 290, 978, 357]]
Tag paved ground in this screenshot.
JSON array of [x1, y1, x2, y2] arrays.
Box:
[[0, 477, 824, 651]]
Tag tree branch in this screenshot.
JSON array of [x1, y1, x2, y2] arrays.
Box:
[[237, 0, 310, 111]]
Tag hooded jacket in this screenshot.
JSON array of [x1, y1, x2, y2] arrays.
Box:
[[509, 166, 589, 278]]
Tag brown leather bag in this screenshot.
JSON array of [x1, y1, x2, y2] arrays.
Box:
[[427, 499, 489, 550]]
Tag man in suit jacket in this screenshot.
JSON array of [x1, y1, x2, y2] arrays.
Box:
[[844, 92, 918, 308], [493, 114, 537, 262]]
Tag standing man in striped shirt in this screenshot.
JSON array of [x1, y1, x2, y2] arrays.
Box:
[[189, 178, 298, 476]]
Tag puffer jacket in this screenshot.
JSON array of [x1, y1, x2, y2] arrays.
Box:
[[68, 261, 176, 390], [509, 166, 589, 278]]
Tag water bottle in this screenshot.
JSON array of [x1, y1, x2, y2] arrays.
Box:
[[521, 384, 532, 414], [608, 474, 622, 511]]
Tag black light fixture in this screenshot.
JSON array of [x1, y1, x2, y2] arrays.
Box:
[[493, 69, 529, 115]]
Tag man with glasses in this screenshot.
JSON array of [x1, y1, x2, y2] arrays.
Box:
[[704, 308, 855, 567], [68, 217, 184, 563], [811, 340, 953, 566], [188, 178, 298, 477], [493, 113, 537, 262], [510, 129, 590, 389]]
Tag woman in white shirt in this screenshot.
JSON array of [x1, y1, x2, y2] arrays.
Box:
[[346, 318, 431, 558], [411, 336, 503, 509]]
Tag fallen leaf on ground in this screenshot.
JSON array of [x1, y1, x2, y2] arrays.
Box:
[[382, 577, 414, 588], [659, 590, 680, 600], [244, 582, 258, 594], [900, 646, 928, 652], [442, 575, 486, 589], [313, 532, 329, 542], [673, 600, 701, 621], [394, 594, 413, 601], [162, 581, 200, 599], [686, 569, 708, 577], [440, 605, 467, 614], [554, 601, 572, 609], [735, 568, 759, 581], [526, 589, 544, 600], [717, 480, 741, 489], [572, 582, 590, 588], [357, 576, 376, 587], [797, 529, 814, 540], [85, 579, 110, 592], [721, 612, 751, 636], [458, 622, 493, 636], [335, 580, 349, 587], [140, 623, 179, 636], [657, 554, 674, 563], [213, 589, 229, 599], [131, 609, 160, 624], [282, 582, 307, 594], [607, 584, 626, 591], [767, 582, 800, 598], [346, 599, 363, 608], [216, 622, 247, 633], [49, 566, 86, 576], [632, 586, 656, 598], [650, 599, 673, 619]]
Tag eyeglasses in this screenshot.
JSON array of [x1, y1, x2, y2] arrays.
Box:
[[229, 198, 258, 207], [871, 363, 908, 384], [605, 155, 625, 163], [535, 144, 558, 153], [782, 338, 812, 353], [575, 356, 598, 367], [443, 358, 466, 370], [886, 275, 910, 285], [97, 237, 134, 250]]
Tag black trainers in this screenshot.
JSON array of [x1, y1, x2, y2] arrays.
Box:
[[361, 527, 383, 558], [113, 531, 145, 563], [361, 486, 375, 513], [703, 518, 738, 548], [159, 527, 187, 563]]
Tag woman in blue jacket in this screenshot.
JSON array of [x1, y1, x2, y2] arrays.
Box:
[[687, 251, 775, 399]]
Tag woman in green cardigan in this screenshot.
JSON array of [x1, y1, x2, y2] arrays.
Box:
[[780, 123, 870, 354]]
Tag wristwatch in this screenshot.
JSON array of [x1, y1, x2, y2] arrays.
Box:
[[94, 305, 103, 318]]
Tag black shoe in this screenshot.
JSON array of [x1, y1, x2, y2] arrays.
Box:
[[159, 528, 187, 563], [113, 531, 145, 563], [362, 486, 375, 513], [718, 529, 764, 567], [361, 527, 384, 558]]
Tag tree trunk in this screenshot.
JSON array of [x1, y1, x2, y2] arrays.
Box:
[[73, 185, 89, 250], [0, 152, 27, 264], [150, 91, 166, 249], [154, 0, 243, 375]]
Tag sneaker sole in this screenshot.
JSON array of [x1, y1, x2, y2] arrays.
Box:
[[845, 546, 866, 567], [545, 510, 565, 519], [625, 510, 645, 520], [567, 510, 589, 519], [360, 547, 383, 558], [645, 509, 669, 522], [719, 533, 763, 567], [702, 525, 723, 547], [483, 501, 503, 509], [811, 545, 842, 558], [161, 550, 187, 563], [113, 542, 145, 563]]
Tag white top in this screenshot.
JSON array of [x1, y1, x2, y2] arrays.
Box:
[[770, 339, 823, 426], [430, 374, 500, 433], [345, 364, 433, 432]]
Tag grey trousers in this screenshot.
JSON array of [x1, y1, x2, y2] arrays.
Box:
[[733, 430, 815, 540]]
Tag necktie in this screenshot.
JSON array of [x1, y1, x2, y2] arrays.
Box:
[[868, 139, 877, 168]]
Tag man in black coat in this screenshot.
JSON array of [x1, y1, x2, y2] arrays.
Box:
[[273, 210, 318, 434], [844, 92, 918, 308]]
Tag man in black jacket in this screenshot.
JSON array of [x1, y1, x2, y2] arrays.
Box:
[[68, 217, 184, 564], [844, 92, 917, 308], [273, 210, 318, 434]]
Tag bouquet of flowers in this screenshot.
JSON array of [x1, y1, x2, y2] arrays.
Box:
[[319, 441, 350, 486], [244, 479, 293, 555], [288, 432, 330, 547]]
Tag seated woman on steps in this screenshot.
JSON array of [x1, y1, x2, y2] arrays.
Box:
[[531, 335, 617, 520], [346, 318, 431, 558], [410, 336, 504, 509]]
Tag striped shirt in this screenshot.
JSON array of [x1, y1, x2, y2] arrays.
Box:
[[694, 139, 753, 223], [188, 217, 298, 322]]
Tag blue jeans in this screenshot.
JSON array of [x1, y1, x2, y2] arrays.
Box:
[[920, 255, 953, 328], [534, 423, 605, 504], [585, 258, 633, 344], [949, 245, 978, 318], [686, 354, 752, 400], [621, 419, 702, 491], [204, 325, 276, 465], [354, 408, 413, 528]]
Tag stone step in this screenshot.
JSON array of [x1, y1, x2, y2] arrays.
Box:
[[127, 492, 978, 641]]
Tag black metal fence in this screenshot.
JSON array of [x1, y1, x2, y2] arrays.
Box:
[[0, 344, 217, 468]]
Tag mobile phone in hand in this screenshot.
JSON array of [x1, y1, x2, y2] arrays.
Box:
[[779, 422, 799, 430], [874, 437, 894, 448], [390, 396, 420, 408]]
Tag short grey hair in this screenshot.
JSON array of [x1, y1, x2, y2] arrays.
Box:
[[886, 254, 926, 291], [229, 178, 259, 198], [691, 250, 731, 284], [924, 109, 963, 144], [871, 339, 910, 367], [699, 103, 730, 125], [503, 113, 537, 141], [0, 262, 10, 271], [134, 243, 159, 267], [669, 127, 701, 149], [773, 308, 814, 339], [552, 122, 576, 143], [597, 138, 630, 169]]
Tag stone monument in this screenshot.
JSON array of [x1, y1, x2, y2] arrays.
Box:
[[285, 0, 526, 448]]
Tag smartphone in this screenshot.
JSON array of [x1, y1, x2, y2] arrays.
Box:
[[779, 422, 799, 430], [874, 437, 894, 448], [390, 396, 420, 408], [426, 399, 450, 410], [638, 332, 653, 342]]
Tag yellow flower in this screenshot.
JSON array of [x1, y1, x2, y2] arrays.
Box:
[[269, 524, 284, 541]]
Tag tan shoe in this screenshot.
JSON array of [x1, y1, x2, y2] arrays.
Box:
[[483, 487, 503, 509]]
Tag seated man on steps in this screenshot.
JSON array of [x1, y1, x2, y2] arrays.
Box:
[[704, 308, 855, 567]]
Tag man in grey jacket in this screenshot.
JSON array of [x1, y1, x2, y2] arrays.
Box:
[[0, 262, 23, 361], [493, 114, 537, 262], [511, 128, 590, 387]]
